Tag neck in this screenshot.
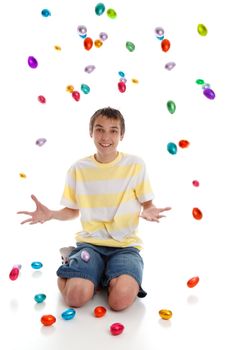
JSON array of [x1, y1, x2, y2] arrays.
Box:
[[94, 151, 119, 163]]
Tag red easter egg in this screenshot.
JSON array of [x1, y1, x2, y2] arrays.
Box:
[[118, 81, 126, 93], [84, 37, 93, 50], [72, 91, 80, 101], [110, 322, 124, 336], [38, 95, 46, 103], [178, 140, 190, 148], [161, 39, 170, 52], [41, 314, 56, 326], [187, 276, 199, 288], [192, 207, 203, 220], [94, 306, 107, 318]]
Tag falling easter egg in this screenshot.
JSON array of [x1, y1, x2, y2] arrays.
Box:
[[81, 84, 90, 94], [197, 23, 208, 36], [41, 314, 56, 326], [203, 88, 215, 100], [155, 26, 164, 38], [118, 71, 125, 77], [66, 85, 74, 93], [192, 207, 203, 220], [106, 8, 117, 19], [159, 309, 172, 320], [84, 37, 93, 50], [19, 173, 27, 179], [77, 25, 87, 36], [41, 9, 51, 17], [38, 95, 46, 104], [99, 32, 108, 41], [94, 39, 103, 48], [84, 65, 96, 73], [54, 45, 61, 51], [165, 62, 176, 71], [72, 91, 80, 101], [34, 293, 46, 303], [202, 83, 210, 90], [118, 81, 126, 93], [35, 138, 47, 147], [119, 77, 127, 83], [28, 56, 38, 69], [167, 100, 176, 114], [95, 3, 105, 16], [94, 306, 107, 318], [192, 180, 200, 187], [132, 78, 139, 84], [167, 142, 177, 155], [126, 41, 135, 52], [9, 264, 21, 281], [161, 39, 170, 52], [80, 250, 90, 262], [187, 276, 199, 288], [178, 140, 190, 148], [31, 261, 43, 269], [110, 323, 124, 335], [61, 308, 76, 320], [196, 79, 205, 85]]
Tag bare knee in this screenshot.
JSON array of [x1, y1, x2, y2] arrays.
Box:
[[108, 275, 139, 311], [58, 278, 95, 308]]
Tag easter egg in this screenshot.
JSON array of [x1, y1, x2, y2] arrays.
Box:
[[187, 276, 199, 288], [192, 207, 203, 220], [94, 306, 107, 318], [110, 323, 124, 335], [159, 309, 172, 320], [34, 293, 46, 303], [61, 308, 76, 320], [167, 142, 177, 155], [95, 3, 105, 16], [41, 314, 56, 326], [167, 100, 176, 114], [161, 39, 170, 52], [197, 24, 208, 36], [31, 261, 43, 269]]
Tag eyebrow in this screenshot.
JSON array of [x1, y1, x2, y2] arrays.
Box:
[[94, 124, 119, 130]]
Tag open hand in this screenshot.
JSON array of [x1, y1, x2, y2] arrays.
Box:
[[140, 206, 171, 222], [17, 194, 52, 224]]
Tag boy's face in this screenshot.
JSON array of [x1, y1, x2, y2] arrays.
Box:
[[91, 115, 124, 161]]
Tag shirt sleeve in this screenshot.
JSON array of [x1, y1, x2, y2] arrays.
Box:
[[60, 166, 80, 209], [134, 159, 155, 203]]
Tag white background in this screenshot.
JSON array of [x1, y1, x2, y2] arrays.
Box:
[[1, 0, 233, 349]]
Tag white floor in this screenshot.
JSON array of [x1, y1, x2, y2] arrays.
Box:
[[2, 214, 233, 350]]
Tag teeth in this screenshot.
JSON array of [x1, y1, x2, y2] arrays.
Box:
[[101, 144, 111, 147]]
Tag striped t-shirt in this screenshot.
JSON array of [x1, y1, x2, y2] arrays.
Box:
[[61, 152, 154, 249]]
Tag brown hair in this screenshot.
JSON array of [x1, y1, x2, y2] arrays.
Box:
[[89, 107, 125, 136]]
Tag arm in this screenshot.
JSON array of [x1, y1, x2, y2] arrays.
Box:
[[140, 200, 171, 222], [17, 194, 79, 224]]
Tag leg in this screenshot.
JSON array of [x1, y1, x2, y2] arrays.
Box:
[[56, 243, 105, 307], [108, 274, 139, 311], [57, 277, 94, 308]]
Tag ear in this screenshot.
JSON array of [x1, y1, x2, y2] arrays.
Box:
[[120, 133, 124, 141]]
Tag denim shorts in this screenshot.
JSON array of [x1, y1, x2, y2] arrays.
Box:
[[56, 243, 147, 298]]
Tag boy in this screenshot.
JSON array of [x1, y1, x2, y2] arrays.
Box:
[[18, 107, 171, 311]]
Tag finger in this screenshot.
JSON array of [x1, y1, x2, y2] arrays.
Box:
[[31, 194, 41, 208], [159, 207, 172, 212], [17, 211, 33, 215], [20, 218, 33, 224]]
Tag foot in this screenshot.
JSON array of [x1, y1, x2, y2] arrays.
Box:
[[59, 246, 75, 264]]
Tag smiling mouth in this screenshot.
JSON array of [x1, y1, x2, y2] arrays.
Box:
[[99, 143, 112, 147]]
